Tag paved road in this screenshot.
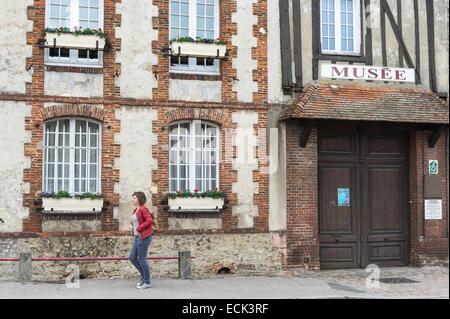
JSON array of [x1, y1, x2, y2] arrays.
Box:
[[0, 266, 447, 299]]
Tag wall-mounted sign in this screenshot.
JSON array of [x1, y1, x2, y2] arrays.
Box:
[[429, 160, 439, 175], [320, 64, 415, 83], [425, 199, 442, 220], [338, 188, 350, 207]]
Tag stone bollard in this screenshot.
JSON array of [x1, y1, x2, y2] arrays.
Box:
[[178, 251, 192, 279], [19, 253, 32, 282]]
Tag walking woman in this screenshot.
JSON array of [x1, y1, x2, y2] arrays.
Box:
[[129, 191, 154, 289]]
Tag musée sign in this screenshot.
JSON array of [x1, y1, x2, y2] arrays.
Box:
[[320, 64, 416, 83]]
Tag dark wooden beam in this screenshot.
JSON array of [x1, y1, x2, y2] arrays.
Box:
[[300, 122, 313, 147], [381, 0, 421, 83], [292, 0, 303, 89], [364, 0, 373, 65], [380, 3, 387, 67], [428, 126, 445, 148], [414, 0, 421, 85], [426, 0, 437, 92], [279, 0, 293, 89], [311, 0, 320, 80], [397, 0, 403, 67]]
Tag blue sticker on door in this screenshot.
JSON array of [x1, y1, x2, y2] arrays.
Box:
[[337, 188, 350, 207]]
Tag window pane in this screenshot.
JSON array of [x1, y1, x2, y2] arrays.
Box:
[[171, 15, 179, 28], [80, 7, 88, 20], [48, 179, 54, 192], [206, 5, 214, 17], [90, 135, 98, 148], [180, 165, 187, 179], [90, 149, 97, 162], [179, 179, 187, 191], [206, 18, 214, 30], [329, 38, 335, 50], [180, 123, 190, 135], [89, 180, 97, 192], [48, 134, 56, 147], [179, 151, 187, 164], [91, 8, 99, 20], [60, 48, 70, 57], [80, 20, 89, 28], [170, 165, 178, 178], [51, 5, 60, 17], [170, 124, 178, 135], [48, 149, 55, 163], [79, 50, 88, 59], [170, 150, 178, 164], [171, 2, 179, 13], [90, 164, 97, 178], [348, 40, 353, 51], [48, 163, 55, 178], [180, 16, 189, 28], [170, 179, 177, 192], [181, 2, 189, 14]]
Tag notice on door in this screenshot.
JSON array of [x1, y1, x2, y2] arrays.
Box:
[[425, 199, 442, 220], [338, 188, 350, 207]]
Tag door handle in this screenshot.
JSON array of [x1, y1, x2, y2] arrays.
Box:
[[384, 237, 389, 241]]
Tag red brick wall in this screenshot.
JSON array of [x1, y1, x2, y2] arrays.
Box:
[[4, 0, 270, 236], [285, 121, 320, 269], [152, 107, 269, 235], [409, 129, 449, 266]]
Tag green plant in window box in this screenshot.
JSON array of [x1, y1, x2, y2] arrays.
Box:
[[44, 27, 108, 39], [39, 191, 103, 200], [169, 36, 226, 45], [167, 188, 225, 199], [73, 193, 104, 200]]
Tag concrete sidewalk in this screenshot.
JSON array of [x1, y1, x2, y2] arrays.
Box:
[[0, 266, 448, 299]]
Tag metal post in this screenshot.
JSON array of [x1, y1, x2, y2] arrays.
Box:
[[19, 253, 32, 282], [178, 251, 191, 279]]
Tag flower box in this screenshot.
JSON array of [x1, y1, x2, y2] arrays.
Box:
[[170, 41, 226, 58], [168, 197, 224, 211], [45, 32, 106, 50], [42, 198, 104, 212]]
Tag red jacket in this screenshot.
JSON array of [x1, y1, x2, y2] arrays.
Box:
[[134, 205, 154, 239]]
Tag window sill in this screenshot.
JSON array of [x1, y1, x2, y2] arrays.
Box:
[[45, 32, 106, 51], [170, 41, 227, 58], [169, 72, 222, 81], [316, 53, 366, 63], [167, 210, 223, 218], [45, 64, 103, 74], [41, 197, 104, 213]]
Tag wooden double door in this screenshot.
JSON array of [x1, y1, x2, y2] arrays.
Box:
[[318, 124, 410, 269]]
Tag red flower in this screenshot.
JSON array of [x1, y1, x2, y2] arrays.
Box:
[[193, 188, 199, 193]]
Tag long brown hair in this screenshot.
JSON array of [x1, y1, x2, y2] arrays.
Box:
[[132, 191, 146, 205]]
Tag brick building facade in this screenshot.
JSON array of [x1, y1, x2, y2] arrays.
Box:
[[0, 0, 448, 280]]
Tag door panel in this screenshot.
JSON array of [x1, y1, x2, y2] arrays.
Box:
[[318, 125, 409, 269]]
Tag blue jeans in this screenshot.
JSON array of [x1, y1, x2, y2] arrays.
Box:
[[129, 235, 152, 284]]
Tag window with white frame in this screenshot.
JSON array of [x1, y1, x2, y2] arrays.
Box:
[[43, 118, 102, 194], [169, 0, 220, 74], [169, 121, 220, 192], [321, 0, 361, 55], [45, 0, 104, 67]]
